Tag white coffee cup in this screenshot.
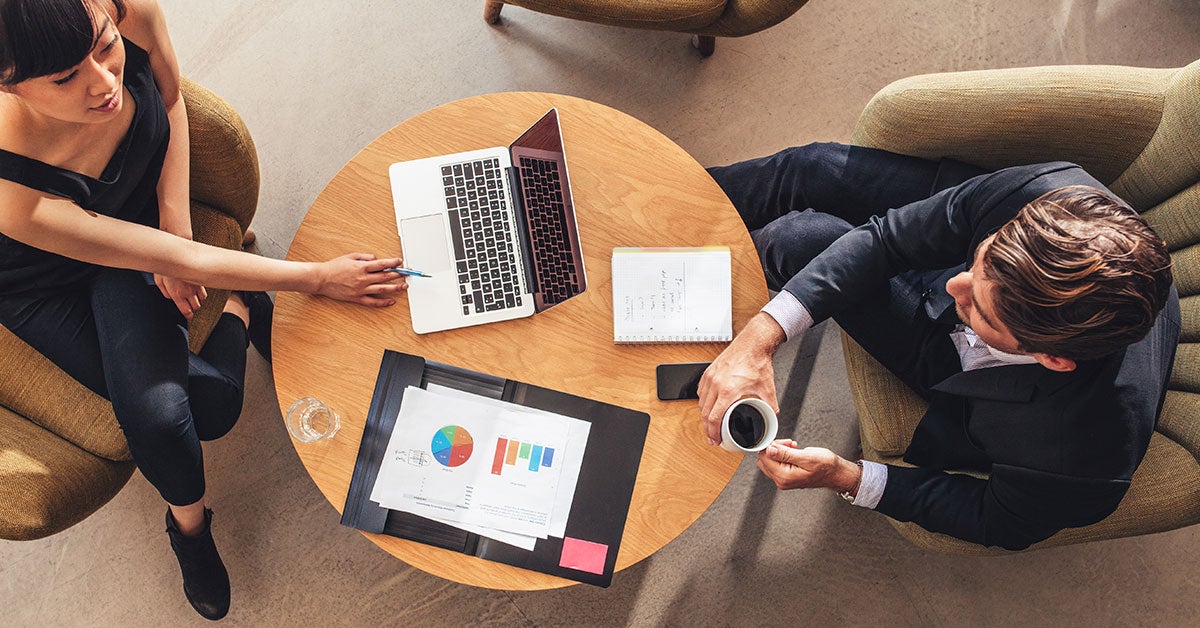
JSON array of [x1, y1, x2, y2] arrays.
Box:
[[720, 398, 779, 453]]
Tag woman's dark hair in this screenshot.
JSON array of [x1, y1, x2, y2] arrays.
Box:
[[0, 0, 126, 85]]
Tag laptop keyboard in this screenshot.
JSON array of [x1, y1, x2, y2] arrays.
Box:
[[441, 159, 523, 315], [518, 156, 579, 305]]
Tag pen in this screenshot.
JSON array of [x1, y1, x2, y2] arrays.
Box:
[[382, 267, 432, 278]]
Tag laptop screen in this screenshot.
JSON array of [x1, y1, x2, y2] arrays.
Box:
[[509, 109, 563, 156], [506, 108, 586, 311]]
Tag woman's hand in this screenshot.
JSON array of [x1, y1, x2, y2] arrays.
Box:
[[155, 273, 207, 320], [315, 253, 408, 306]]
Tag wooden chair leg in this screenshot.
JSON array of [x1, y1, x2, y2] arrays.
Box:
[[693, 34, 716, 57], [484, 1, 504, 24]]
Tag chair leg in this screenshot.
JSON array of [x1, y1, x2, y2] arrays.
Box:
[[692, 34, 716, 57], [484, 1, 504, 24]]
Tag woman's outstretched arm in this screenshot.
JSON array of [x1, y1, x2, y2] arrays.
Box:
[[0, 187, 408, 306]]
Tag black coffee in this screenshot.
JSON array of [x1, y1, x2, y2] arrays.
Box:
[[728, 405, 766, 448]]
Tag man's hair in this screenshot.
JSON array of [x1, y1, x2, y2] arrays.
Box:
[[982, 185, 1173, 361], [0, 0, 126, 85]]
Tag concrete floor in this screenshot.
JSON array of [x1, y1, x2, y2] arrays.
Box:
[[5, 0, 1200, 625]]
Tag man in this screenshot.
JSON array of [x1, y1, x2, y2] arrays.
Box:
[[700, 143, 1180, 550]]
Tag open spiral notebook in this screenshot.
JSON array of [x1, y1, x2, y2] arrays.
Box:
[[611, 247, 733, 343]]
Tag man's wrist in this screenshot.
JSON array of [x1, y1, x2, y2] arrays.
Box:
[[761, 291, 814, 341], [739, 312, 787, 357], [835, 458, 863, 497]]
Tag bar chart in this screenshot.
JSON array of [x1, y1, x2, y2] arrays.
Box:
[[491, 437, 556, 475]]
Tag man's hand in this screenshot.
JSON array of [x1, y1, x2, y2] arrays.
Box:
[[698, 312, 786, 446], [155, 273, 207, 320], [756, 440, 862, 494]]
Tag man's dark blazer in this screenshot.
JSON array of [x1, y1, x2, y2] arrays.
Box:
[[782, 161, 1182, 550]]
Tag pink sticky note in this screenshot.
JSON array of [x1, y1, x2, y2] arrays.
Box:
[[559, 537, 608, 575]]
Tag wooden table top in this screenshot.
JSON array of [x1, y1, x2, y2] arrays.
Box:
[[274, 92, 768, 590]]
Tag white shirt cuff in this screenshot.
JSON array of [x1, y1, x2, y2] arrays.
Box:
[[850, 460, 887, 509], [760, 291, 814, 342]]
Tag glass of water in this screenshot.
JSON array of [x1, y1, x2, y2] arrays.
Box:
[[285, 397, 341, 442]]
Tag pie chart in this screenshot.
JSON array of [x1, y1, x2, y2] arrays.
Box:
[[431, 425, 474, 467]]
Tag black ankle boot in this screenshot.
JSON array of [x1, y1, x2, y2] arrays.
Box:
[[165, 508, 230, 621], [237, 290, 273, 362]]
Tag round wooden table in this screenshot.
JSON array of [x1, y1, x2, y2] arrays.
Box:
[[274, 92, 768, 590]]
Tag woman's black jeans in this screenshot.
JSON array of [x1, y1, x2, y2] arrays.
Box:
[[0, 267, 247, 506]]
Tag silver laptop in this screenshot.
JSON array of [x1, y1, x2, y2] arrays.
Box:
[[389, 109, 587, 334]]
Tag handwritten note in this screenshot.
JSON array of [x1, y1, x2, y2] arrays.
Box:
[[611, 247, 732, 343]]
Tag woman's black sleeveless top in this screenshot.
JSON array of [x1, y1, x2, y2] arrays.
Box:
[[0, 40, 169, 296]]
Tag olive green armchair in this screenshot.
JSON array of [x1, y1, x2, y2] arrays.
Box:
[[0, 78, 259, 541], [843, 60, 1200, 554], [483, 0, 811, 57]]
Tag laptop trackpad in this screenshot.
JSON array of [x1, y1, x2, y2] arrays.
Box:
[[401, 214, 452, 271]]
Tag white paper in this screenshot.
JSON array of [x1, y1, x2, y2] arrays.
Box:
[[370, 386, 571, 537], [424, 513, 538, 551], [426, 384, 591, 537]]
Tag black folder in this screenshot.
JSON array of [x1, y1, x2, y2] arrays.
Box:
[[341, 350, 650, 587]]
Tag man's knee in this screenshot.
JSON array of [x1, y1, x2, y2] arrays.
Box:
[[752, 209, 852, 289], [776, 142, 845, 172]]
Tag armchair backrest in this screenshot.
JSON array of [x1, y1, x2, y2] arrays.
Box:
[[181, 77, 260, 233], [851, 58, 1200, 457], [847, 59, 1200, 552], [1112, 60, 1200, 450]]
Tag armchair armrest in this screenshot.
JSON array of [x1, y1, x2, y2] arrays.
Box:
[[850, 64, 1178, 184], [696, 0, 811, 38], [495, 0, 721, 31], [1158, 390, 1200, 459], [0, 325, 129, 462], [179, 79, 261, 351], [841, 331, 925, 456]]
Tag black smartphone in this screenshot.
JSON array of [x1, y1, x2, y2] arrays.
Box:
[[656, 362, 711, 401]]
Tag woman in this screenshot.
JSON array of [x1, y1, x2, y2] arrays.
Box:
[[0, 0, 405, 619]]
